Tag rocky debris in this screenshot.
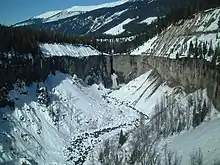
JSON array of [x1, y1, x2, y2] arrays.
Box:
[[64, 123, 132, 165]]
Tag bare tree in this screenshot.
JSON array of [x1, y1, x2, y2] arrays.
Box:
[[162, 144, 182, 165], [190, 148, 203, 165], [99, 139, 123, 165], [129, 123, 160, 165]]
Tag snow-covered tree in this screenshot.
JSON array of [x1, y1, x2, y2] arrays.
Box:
[[37, 86, 50, 106]]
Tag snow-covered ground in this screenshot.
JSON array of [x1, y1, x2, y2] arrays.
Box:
[[0, 69, 177, 164], [39, 43, 102, 57], [104, 18, 135, 35], [166, 118, 220, 164], [110, 70, 173, 116]]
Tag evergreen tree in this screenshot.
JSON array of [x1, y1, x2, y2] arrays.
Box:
[[202, 42, 208, 58], [218, 17, 220, 29], [176, 52, 180, 59], [211, 47, 218, 65], [188, 41, 194, 57], [208, 40, 214, 57], [194, 39, 199, 58], [198, 42, 202, 59], [216, 43, 220, 64], [0, 25, 97, 56], [119, 130, 126, 146]]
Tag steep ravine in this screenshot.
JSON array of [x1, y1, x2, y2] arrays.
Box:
[[1, 55, 220, 110]]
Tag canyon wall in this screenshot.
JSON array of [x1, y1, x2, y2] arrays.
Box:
[[112, 55, 220, 110], [1, 55, 220, 110]]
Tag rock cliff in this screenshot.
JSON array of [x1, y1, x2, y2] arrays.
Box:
[[1, 54, 220, 110]]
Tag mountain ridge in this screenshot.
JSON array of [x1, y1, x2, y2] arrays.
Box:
[[14, 0, 131, 26], [14, 0, 187, 35]]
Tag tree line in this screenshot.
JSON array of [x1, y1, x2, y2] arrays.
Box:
[[0, 25, 96, 56]]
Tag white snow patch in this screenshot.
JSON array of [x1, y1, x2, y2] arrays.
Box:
[[34, 10, 62, 19], [39, 43, 102, 57], [104, 18, 135, 35], [88, 9, 128, 33], [139, 16, 157, 24]]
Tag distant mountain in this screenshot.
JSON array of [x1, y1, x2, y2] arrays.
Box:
[[14, 0, 188, 36]]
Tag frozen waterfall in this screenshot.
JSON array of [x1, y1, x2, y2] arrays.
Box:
[[111, 73, 118, 89]]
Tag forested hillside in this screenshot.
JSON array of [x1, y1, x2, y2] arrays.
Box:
[[0, 25, 96, 56]]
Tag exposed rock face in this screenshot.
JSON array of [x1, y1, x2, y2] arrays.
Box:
[[54, 56, 112, 87], [112, 55, 152, 83], [146, 57, 220, 109], [112, 55, 220, 110], [1, 55, 220, 110]]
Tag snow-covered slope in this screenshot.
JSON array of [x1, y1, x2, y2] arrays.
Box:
[[93, 69, 219, 165], [110, 70, 173, 116], [39, 43, 102, 57], [1, 65, 219, 164], [0, 71, 139, 164], [167, 118, 220, 164], [0, 68, 182, 164], [34, 10, 62, 20], [197, 8, 220, 32], [131, 35, 158, 55], [31, 0, 129, 23], [139, 16, 157, 24], [131, 8, 220, 64], [104, 18, 135, 35], [102, 71, 220, 165]]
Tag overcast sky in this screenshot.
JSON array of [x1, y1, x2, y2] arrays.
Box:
[[0, 0, 117, 25]]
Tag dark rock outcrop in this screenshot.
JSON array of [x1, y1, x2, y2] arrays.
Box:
[[0, 55, 112, 93]]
